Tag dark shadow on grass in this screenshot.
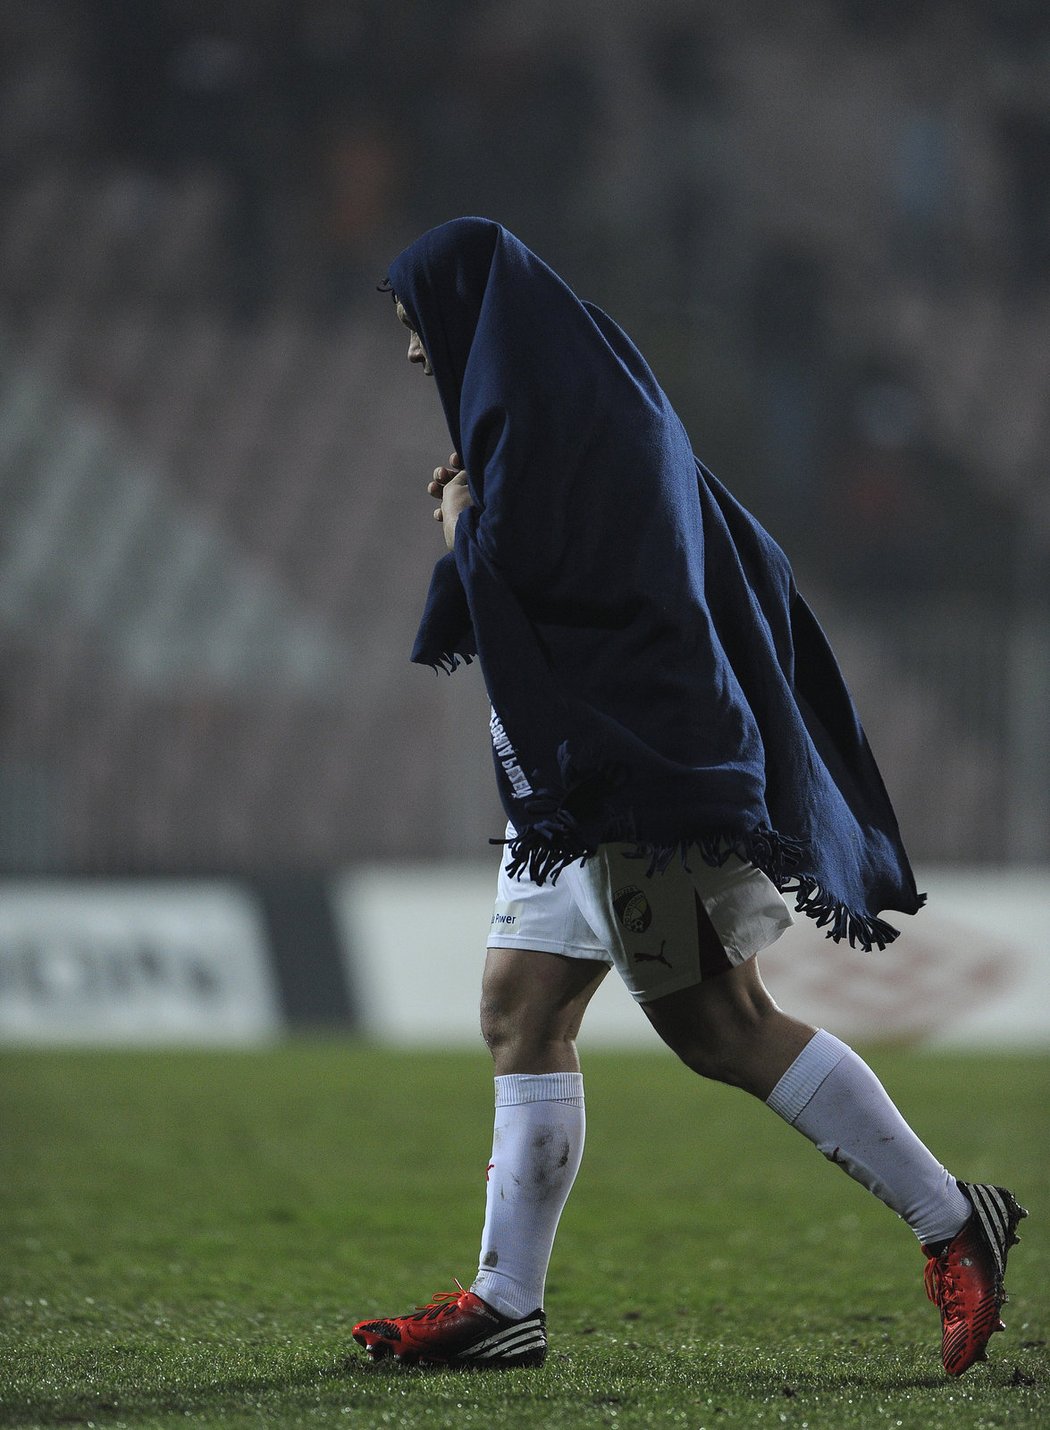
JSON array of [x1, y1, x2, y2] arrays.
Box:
[[7, 1348, 1037, 1425], [342, 1354, 548, 1378], [3, 1349, 560, 1426], [696, 1365, 946, 1395], [0, 1360, 350, 1428], [550, 1336, 973, 1396]]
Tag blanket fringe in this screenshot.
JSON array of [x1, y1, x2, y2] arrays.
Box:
[[424, 650, 474, 674], [625, 825, 808, 888], [497, 819, 807, 898], [496, 822, 906, 951], [630, 835, 903, 951], [498, 833, 595, 886], [496, 812, 597, 885], [784, 875, 902, 951]]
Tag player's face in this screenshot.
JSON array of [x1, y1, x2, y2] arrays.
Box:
[[395, 300, 433, 375]]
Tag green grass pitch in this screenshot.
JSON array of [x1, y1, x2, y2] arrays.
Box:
[[1, 1044, 1047, 1429]]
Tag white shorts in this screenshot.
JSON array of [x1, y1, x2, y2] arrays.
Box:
[[488, 826, 795, 1003]]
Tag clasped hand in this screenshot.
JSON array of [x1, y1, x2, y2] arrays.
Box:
[[428, 452, 474, 552]]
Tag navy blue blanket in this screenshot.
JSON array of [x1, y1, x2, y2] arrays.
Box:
[[387, 218, 923, 949]]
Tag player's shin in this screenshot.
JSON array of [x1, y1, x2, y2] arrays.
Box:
[[765, 1029, 971, 1243], [471, 1072, 586, 1318]]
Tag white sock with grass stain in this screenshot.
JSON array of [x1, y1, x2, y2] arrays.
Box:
[[470, 1072, 585, 1319], [766, 1030, 971, 1245]]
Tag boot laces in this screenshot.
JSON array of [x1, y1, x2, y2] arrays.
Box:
[[924, 1254, 956, 1313], [406, 1280, 468, 1321]]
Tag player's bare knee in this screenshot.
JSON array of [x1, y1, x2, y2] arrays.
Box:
[[479, 985, 555, 1062], [479, 995, 514, 1057], [481, 946, 604, 1065], [479, 977, 520, 1053], [670, 1037, 752, 1089], [645, 967, 780, 1086], [656, 1016, 750, 1085]]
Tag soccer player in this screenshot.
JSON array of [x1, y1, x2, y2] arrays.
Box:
[[352, 218, 1025, 1376]]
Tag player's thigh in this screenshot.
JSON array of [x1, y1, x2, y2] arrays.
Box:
[[481, 944, 609, 1046]]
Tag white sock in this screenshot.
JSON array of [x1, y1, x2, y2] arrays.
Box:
[[470, 1072, 585, 1318], [766, 1029, 971, 1246]]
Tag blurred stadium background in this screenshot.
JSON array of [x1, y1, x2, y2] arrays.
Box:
[[1, 0, 1048, 1048]]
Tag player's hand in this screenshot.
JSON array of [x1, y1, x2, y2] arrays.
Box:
[[427, 452, 463, 500], [428, 452, 473, 549], [437, 472, 473, 550]]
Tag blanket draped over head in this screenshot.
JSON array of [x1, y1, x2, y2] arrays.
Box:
[[387, 217, 924, 950]]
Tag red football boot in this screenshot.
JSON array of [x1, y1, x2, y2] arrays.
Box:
[[923, 1182, 1027, 1376], [353, 1284, 546, 1368]]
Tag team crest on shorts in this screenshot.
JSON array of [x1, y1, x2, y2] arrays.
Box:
[[613, 885, 652, 934]]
